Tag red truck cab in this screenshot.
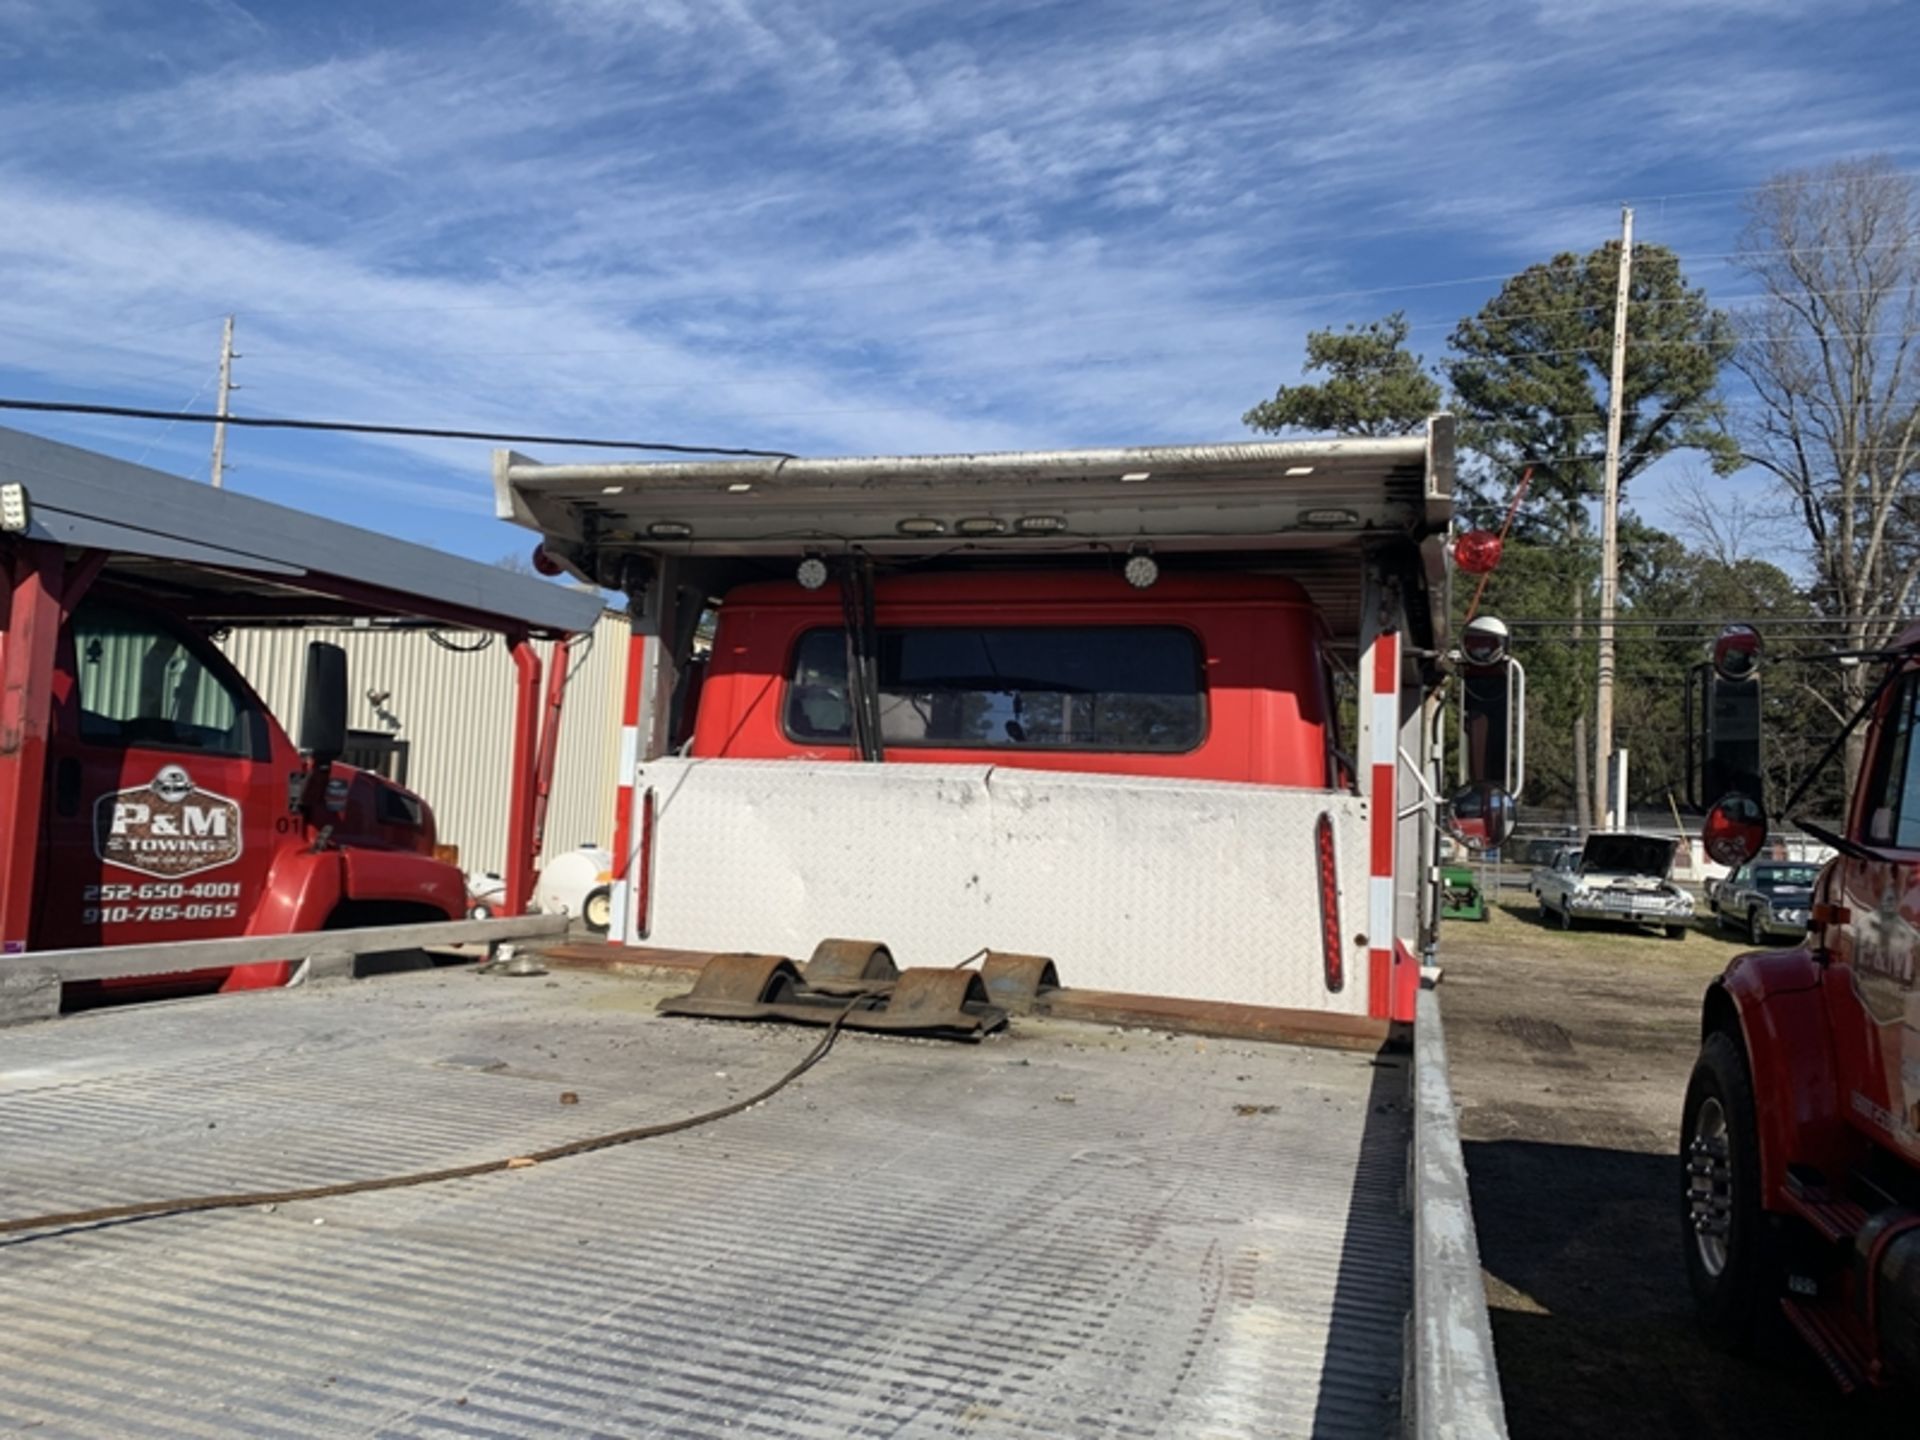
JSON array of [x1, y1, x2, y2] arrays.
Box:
[[1685, 631, 1920, 1390], [39, 588, 458, 999], [692, 570, 1341, 788], [0, 425, 600, 1008]]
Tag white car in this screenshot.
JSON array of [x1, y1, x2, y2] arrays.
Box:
[[1530, 832, 1694, 939]]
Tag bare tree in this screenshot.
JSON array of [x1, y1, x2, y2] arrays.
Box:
[[1668, 471, 1795, 568], [1732, 157, 1920, 793]]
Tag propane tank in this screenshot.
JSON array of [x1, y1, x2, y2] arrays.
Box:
[[1858, 1208, 1920, 1387], [535, 845, 615, 925]]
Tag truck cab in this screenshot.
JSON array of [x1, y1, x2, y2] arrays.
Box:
[[1684, 629, 1920, 1391], [0, 426, 599, 1004], [35, 589, 451, 998], [692, 570, 1340, 788]]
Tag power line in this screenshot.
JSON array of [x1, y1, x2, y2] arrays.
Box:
[[0, 398, 797, 459]]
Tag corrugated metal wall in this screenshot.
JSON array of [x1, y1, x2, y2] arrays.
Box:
[[219, 612, 628, 876]]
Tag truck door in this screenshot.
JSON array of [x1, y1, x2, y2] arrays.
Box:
[[1827, 664, 1920, 1166], [38, 596, 279, 955]]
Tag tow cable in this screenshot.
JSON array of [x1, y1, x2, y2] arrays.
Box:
[[0, 998, 863, 1241]]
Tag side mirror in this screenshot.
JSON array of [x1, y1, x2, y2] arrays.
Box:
[[1443, 782, 1517, 852], [298, 641, 349, 763], [1461, 615, 1510, 668], [1703, 793, 1767, 867], [1712, 624, 1761, 683]]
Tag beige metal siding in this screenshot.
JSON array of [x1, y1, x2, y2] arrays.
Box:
[[219, 612, 627, 877]]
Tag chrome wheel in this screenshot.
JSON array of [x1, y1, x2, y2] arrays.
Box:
[[1688, 1096, 1733, 1276]]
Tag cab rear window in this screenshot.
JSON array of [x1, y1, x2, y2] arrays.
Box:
[[784, 626, 1205, 752]]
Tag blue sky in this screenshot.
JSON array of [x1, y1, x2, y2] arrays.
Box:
[[1, 0, 1915, 564]]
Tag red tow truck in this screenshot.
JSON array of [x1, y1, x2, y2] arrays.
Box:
[[0, 421, 1509, 1439], [1683, 625, 1920, 1391], [0, 425, 599, 1014]]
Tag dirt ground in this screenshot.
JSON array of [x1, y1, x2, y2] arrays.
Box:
[[1440, 898, 1908, 1439]]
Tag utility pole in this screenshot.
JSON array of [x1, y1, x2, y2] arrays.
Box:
[[1595, 207, 1633, 828], [210, 314, 236, 488]]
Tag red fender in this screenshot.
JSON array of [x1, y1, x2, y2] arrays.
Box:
[[1712, 949, 1851, 1206], [339, 847, 464, 918], [223, 848, 348, 990]]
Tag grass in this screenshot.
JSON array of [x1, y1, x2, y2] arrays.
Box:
[[1443, 896, 1758, 971]]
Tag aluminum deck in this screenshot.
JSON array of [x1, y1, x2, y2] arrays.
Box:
[[0, 968, 1411, 1439]]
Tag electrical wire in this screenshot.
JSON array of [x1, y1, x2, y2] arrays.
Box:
[[0, 995, 866, 1241], [0, 398, 797, 459]]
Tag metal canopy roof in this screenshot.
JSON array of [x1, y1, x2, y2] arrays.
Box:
[[496, 418, 1453, 560], [0, 426, 602, 635], [496, 417, 1453, 649]]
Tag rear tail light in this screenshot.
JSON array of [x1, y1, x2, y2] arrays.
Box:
[[634, 787, 657, 940], [1315, 812, 1343, 993]]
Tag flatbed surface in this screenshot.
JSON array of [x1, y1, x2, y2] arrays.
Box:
[[0, 968, 1410, 1439]]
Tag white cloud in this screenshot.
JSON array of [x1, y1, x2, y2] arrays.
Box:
[[0, 0, 1913, 549]]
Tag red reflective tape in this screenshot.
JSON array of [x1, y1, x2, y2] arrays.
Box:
[[1371, 630, 1398, 694], [621, 632, 647, 727], [1392, 939, 1420, 1024], [1370, 764, 1396, 875], [1369, 948, 1391, 1019]]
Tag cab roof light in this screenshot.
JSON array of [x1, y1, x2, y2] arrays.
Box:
[[796, 554, 829, 591], [647, 521, 693, 540], [1301, 507, 1359, 527], [1015, 515, 1068, 533], [1123, 543, 1159, 589], [956, 517, 1006, 535], [897, 518, 946, 536]]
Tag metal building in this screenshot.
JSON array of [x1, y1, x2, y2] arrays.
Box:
[[220, 610, 629, 877]]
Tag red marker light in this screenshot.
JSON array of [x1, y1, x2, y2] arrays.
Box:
[[531, 545, 563, 577]]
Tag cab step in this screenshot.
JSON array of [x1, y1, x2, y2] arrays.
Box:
[[1779, 1297, 1870, 1394]]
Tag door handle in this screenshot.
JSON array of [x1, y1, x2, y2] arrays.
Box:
[[55, 757, 81, 816]]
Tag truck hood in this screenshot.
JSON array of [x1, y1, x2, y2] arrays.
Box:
[[1580, 833, 1675, 879]]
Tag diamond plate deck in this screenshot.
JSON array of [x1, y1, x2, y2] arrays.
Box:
[[0, 969, 1410, 1439]]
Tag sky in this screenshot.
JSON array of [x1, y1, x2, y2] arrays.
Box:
[[0, 0, 1915, 565]]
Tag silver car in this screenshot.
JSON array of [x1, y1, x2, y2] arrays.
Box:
[[1530, 832, 1694, 939]]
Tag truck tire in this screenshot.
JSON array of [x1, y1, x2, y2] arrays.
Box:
[[1747, 908, 1766, 946], [1666, 924, 1687, 941], [1555, 901, 1574, 932], [1681, 1030, 1776, 1352]]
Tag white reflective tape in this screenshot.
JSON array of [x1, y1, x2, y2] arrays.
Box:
[[608, 880, 632, 945], [1370, 694, 1398, 766], [1369, 875, 1395, 943], [618, 725, 639, 779]]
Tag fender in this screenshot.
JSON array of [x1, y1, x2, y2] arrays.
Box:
[[1710, 948, 1851, 1205], [224, 847, 348, 991], [339, 847, 465, 920]]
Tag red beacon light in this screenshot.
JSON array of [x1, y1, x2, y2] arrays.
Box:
[[530, 545, 565, 578], [1453, 529, 1504, 576]]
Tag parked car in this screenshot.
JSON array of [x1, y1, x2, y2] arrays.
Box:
[[1531, 832, 1693, 938], [1705, 857, 1820, 944]]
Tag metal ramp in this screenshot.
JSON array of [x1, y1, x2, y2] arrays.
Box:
[[0, 967, 1411, 1438]]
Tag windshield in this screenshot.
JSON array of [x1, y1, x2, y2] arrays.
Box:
[[784, 625, 1206, 752], [1754, 864, 1818, 890]]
